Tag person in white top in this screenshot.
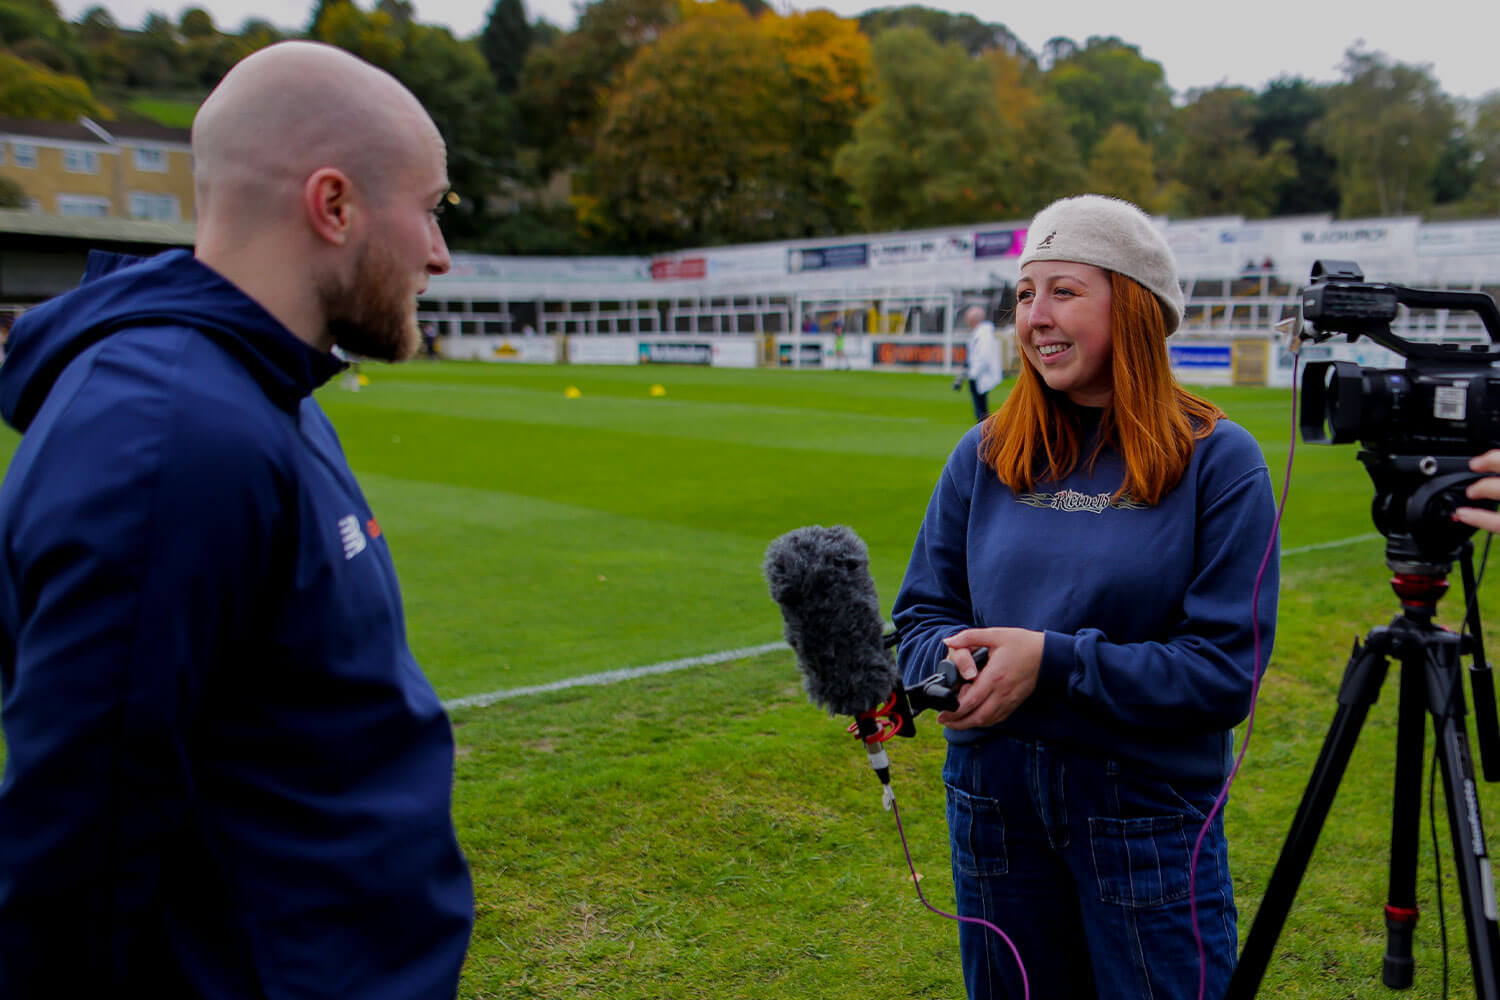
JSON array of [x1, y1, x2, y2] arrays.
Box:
[[954, 305, 1003, 421]]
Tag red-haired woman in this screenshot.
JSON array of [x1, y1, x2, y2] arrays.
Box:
[[893, 195, 1279, 1000]]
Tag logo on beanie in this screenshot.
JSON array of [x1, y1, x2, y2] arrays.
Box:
[[1036, 231, 1057, 251]]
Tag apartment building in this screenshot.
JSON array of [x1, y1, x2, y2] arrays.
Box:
[[0, 117, 194, 222]]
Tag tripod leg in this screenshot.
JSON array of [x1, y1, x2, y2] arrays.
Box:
[[1384, 654, 1427, 987], [1458, 546, 1500, 780], [1227, 634, 1393, 1000], [1427, 638, 1500, 1000]]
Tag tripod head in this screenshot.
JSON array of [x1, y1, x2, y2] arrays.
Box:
[[1387, 568, 1450, 617], [1357, 449, 1496, 576]]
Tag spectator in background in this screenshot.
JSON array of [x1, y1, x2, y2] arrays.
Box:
[[953, 305, 1002, 421], [0, 41, 471, 996]]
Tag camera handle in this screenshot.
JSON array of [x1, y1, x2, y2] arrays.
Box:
[[1227, 569, 1500, 999]]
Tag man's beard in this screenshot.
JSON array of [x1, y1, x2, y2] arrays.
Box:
[[321, 238, 420, 363]]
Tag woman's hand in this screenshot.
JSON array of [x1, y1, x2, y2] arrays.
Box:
[[937, 627, 1045, 730]]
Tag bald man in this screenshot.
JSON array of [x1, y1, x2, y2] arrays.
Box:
[[0, 42, 472, 996]]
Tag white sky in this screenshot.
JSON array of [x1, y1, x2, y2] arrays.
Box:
[[55, 0, 1500, 101]]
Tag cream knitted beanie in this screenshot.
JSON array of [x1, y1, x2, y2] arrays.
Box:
[[1018, 195, 1185, 335]]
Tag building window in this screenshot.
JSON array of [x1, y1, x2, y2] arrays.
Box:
[[64, 148, 99, 174], [134, 146, 167, 172], [12, 143, 36, 169], [57, 195, 111, 217], [128, 192, 179, 221]]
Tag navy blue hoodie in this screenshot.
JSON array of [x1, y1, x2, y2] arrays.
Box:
[[0, 250, 473, 996], [894, 412, 1278, 786]]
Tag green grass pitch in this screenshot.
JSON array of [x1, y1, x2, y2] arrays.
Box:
[[3, 360, 1499, 997]]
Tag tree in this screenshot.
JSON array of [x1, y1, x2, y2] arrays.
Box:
[[1172, 86, 1295, 218], [0, 175, 29, 208], [0, 0, 91, 80], [313, 2, 401, 69], [1321, 46, 1455, 217], [1431, 128, 1477, 209], [1452, 93, 1500, 216], [310, 4, 515, 247], [1084, 123, 1157, 208], [1043, 36, 1172, 163], [118, 12, 188, 89], [1252, 77, 1338, 215], [833, 27, 1020, 231], [479, 0, 530, 93], [759, 9, 871, 236], [0, 49, 102, 120], [584, 4, 810, 247], [514, 0, 678, 179], [374, 0, 413, 25], [76, 5, 127, 83], [984, 44, 1084, 214], [856, 5, 1028, 59], [179, 7, 216, 38]]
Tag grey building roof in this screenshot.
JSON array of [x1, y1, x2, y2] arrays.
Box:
[[0, 208, 195, 246], [0, 117, 191, 147]]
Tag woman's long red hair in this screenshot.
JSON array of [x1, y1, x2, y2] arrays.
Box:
[[981, 271, 1222, 506]]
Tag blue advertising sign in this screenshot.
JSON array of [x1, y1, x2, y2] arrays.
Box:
[[788, 244, 869, 273], [1168, 344, 1232, 369], [974, 229, 1027, 259]]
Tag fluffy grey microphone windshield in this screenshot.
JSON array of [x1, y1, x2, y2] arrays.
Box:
[[763, 524, 898, 717]]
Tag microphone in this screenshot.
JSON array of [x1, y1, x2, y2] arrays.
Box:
[[763, 525, 988, 802], [762, 524, 898, 718]]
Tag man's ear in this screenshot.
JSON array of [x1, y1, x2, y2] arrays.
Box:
[[304, 167, 354, 247]]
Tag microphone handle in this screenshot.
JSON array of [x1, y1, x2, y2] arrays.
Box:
[[906, 645, 991, 714], [936, 645, 990, 689]]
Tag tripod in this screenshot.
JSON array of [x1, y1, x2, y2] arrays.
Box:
[[1227, 545, 1500, 999]]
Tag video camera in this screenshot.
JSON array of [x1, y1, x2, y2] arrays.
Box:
[[1296, 260, 1500, 570]]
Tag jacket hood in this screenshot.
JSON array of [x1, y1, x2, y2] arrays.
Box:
[[0, 249, 344, 432]]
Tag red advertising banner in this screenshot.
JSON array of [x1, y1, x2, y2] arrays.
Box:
[[650, 257, 708, 280]]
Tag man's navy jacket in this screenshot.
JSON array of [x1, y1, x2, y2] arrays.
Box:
[[0, 250, 473, 996]]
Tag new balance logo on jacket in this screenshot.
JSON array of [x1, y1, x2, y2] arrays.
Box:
[[338, 514, 367, 560]]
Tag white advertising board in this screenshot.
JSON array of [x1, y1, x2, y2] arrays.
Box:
[[567, 336, 640, 365], [438, 336, 559, 363]]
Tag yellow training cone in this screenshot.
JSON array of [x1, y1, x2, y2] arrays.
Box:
[[649, 384, 666, 397], [564, 385, 582, 399]]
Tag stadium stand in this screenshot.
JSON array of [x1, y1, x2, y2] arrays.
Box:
[[418, 212, 1500, 386]]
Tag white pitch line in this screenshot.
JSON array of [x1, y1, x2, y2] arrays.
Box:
[[1282, 532, 1383, 557], [442, 640, 789, 711]]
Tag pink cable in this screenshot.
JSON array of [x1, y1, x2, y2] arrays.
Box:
[[1188, 361, 1300, 1000], [890, 796, 1031, 1000]]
